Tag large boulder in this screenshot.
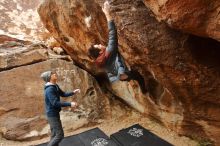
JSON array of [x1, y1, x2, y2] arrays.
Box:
[[143, 0, 220, 42], [38, 0, 220, 145], [0, 58, 110, 141], [38, 0, 108, 72]]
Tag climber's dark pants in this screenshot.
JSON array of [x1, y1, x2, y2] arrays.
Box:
[[123, 70, 148, 94]]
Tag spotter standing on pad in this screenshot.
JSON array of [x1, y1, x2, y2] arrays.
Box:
[[41, 71, 80, 146]]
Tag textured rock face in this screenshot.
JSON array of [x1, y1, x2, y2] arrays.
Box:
[[0, 43, 110, 140], [0, 40, 48, 71], [143, 0, 220, 42], [38, 0, 108, 73], [38, 0, 220, 145], [0, 0, 45, 41]]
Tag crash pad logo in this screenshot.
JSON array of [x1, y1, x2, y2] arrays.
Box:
[[91, 138, 108, 146], [128, 128, 143, 137]]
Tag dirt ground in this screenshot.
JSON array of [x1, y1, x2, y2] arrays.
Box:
[[0, 99, 198, 146]]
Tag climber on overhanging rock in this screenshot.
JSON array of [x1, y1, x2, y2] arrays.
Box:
[[87, 1, 147, 93]]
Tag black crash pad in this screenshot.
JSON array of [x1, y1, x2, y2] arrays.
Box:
[[37, 134, 84, 146], [37, 127, 118, 146], [110, 124, 173, 146], [78, 127, 118, 146]]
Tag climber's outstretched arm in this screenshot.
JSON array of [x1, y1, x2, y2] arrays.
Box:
[[102, 1, 118, 54]]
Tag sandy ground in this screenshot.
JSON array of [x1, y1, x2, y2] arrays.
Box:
[[0, 99, 198, 146]]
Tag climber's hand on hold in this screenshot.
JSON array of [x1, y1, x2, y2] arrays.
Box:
[[102, 1, 112, 21], [71, 102, 78, 108], [73, 89, 80, 94]]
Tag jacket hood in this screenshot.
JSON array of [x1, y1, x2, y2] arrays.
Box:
[[44, 82, 57, 89]]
